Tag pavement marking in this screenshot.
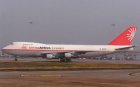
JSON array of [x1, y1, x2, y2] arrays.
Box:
[[20, 74, 63, 77], [129, 72, 140, 76]]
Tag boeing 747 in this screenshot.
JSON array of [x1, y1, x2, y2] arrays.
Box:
[[2, 26, 137, 62]]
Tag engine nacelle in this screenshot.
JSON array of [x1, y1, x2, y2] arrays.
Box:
[[46, 54, 55, 59], [42, 53, 56, 59], [42, 52, 77, 59], [65, 53, 74, 58]]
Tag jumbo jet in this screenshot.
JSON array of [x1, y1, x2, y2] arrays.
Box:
[[2, 26, 137, 62]]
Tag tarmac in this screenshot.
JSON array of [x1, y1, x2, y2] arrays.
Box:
[[0, 57, 140, 87], [0, 70, 140, 87], [1, 57, 140, 64]]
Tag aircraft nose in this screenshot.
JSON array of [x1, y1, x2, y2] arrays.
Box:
[[1, 46, 9, 53], [1, 47, 6, 53]]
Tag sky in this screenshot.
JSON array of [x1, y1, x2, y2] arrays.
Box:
[[0, 0, 140, 48]]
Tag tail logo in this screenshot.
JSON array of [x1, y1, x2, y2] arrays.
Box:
[[126, 27, 137, 41], [108, 26, 137, 45]]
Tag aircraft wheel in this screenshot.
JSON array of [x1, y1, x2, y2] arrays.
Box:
[[66, 58, 71, 62], [15, 58, 18, 61], [60, 58, 65, 62]]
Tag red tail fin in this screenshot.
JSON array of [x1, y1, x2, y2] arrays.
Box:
[[108, 26, 137, 45]]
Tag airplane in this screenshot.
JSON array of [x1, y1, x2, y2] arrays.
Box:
[[1, 26, 137, 62]]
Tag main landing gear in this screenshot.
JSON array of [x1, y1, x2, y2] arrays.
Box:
[[60, 58, 72, 62], [14, 56, 18, 61]]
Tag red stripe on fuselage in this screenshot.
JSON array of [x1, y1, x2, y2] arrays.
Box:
[[2, 49, 91, 52]]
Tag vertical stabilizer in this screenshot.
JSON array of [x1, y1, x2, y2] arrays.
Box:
[[108, 26, 137, 45]]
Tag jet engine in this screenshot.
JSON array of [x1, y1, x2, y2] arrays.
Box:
[[46, 54, 55, 59], [41, 52, 76, 59], [65, 53, 73, 58], [41, 53, 56, 59]]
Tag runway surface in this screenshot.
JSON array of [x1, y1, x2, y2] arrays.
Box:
[[1, 57, 140, 64], [0, 57, 140, 87], [0, 69, 140, 87]]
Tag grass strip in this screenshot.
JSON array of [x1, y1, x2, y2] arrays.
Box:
[[0, 61, 139, 71]]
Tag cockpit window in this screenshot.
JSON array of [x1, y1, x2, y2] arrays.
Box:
[[10, 42, 13, 45]]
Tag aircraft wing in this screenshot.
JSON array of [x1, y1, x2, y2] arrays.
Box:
[[41, 50, 95, 58]]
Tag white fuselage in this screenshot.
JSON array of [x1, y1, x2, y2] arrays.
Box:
[[2, 42, 133, 58]]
